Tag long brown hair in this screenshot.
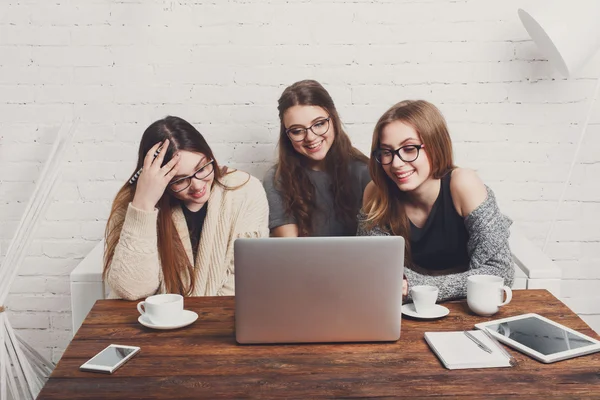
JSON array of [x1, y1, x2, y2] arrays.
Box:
[[364, 100, 455, 266], [275, 80, 368, 236], [103, 116, 226, 296]]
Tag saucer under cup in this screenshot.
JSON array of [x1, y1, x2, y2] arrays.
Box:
[[402, 303, 449, 319], [138, 310, 198, 330]]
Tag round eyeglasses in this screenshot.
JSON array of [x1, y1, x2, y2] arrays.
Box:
[[168, 160, 215, 193], [372, 144, 425, 165], [285, 117, 331, 142]]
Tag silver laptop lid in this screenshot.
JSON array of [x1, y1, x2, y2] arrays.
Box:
[[235, 236, 405, 344]]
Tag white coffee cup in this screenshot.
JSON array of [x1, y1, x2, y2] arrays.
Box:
[[467, 275, 512, 316], [411, 285, 439, 315], [137, 293, 184, 325]]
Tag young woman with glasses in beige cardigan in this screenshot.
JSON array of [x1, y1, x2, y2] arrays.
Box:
[[103, 116, 269, 300]]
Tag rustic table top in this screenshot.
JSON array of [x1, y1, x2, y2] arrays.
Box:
[[38, 290, 600, 399]]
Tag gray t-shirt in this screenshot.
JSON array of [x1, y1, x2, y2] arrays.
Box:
[[263, 161, 371, 236]]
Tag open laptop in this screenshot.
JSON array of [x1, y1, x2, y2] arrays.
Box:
[[234, 236, 405, 344]]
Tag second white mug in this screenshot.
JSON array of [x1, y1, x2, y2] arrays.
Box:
[[467, 275, 512, 317]]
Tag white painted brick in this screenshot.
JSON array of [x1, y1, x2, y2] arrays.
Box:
[[61, 162, 132, 182], [15, 328, 72, 350], [35, 84, 114, 105], [10, 276, 47, 294], [551, 222, 600, 242], [6, 294, 71, 313], [154, 65, 235, 85], [20, 256, 80, 276], [52, 347, 66, 364], [78, 181, 124, 202], [0, 104, 73, 123], [0, 84, 35, 104], [190, 85, 282, 106], [36, 221, 81, 240], [556, 261, 600, 279], [0, 26, 70, 46], [75, 142, 137, 162], [0, 181, 36, 202], [0, 203, 27, 221], [0, 46, 33, 67], [50, 314, 72, 330], [507, 80, 594, 103], [43, 240, 95, 259], [232, 143, 277, 163], [45, 201, 111, 222], [114, 84, 193, 105], [32, 46, 112, 67], [46, 276, 71, 295], [80, 222, 106, 241], [0, 4, 31, 25], [6, 312, 50, 330], [73, 66, 154, 85], [271, 45, 355, 67], [31, 3, 111, 26], [561, 279, 600, 299]]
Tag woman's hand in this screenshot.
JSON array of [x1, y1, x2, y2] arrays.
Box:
[[403, 278, 408, 296], [132, 139, 180, 211]]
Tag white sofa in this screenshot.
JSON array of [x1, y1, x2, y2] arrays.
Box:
[[69, 226, 562, 335]]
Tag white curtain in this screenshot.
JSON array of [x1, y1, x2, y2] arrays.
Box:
[[0, 119, 79, 400]]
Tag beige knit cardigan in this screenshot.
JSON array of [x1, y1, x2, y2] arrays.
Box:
[[105, 170, 270, 300]]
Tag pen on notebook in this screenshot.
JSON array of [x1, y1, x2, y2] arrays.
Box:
[[481, 328, 518, 366], [129, 145, 162, 185], [464, 331, 493, 354]]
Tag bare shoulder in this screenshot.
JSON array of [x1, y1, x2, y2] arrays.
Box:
[[363, 181, 377, 208], [449, 168, 488, 217]]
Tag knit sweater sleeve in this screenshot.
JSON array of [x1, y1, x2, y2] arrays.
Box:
[[217, 175, 270, 296], [105, 203, 162, 301], [357, 187, 514, 302]]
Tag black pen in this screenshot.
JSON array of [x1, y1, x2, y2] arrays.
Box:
[[129, 146, 162, 185]]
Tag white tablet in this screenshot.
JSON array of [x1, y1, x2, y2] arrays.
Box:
[[475, 313, 600, 363]]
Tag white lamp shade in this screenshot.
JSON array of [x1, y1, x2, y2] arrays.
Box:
[[518, 2, 600, 77]]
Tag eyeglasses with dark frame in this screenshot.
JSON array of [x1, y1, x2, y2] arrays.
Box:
[[285, 117, 331, 142], [372, 144, 425, 165], [168, 160, 215, 193]]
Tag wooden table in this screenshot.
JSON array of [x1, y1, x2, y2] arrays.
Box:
[[39, 290, 600, 399]]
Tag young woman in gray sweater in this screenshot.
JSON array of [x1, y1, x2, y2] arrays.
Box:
[[358, 100, 514, 302]]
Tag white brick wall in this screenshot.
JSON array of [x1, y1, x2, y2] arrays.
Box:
[[1, 0, 599, 363]]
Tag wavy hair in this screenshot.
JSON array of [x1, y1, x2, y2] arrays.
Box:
[[275, 80, 368, 236], [103, 116, 234, 296], [364, 100, 455, 266]]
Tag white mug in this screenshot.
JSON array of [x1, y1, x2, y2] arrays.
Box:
[[411, 285, 439, 315], [467, 275, 512, 316], [137, 293, 183, 325]]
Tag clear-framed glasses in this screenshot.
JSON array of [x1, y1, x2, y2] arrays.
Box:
[[168, 160, 215, 193], [286, 117, 331, 142], [372, 144, 425, 165]]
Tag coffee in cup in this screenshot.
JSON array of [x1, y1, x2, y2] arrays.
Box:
[[411, 285, 439, 315], [467, 275, 512, 316], [137, 293, 184, 325]]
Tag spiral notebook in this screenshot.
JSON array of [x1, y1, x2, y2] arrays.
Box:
[[424, 330, 514, 370]]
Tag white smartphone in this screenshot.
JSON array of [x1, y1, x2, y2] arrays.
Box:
[[79, 344, 140, 374]]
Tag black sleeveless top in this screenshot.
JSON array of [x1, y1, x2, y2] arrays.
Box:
[[182, 203, 208, 263], [410, 173, 470, 271]]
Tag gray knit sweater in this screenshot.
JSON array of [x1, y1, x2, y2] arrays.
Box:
[[357, 186, 514, 302]]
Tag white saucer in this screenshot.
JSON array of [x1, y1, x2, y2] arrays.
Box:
[[402, 303, 449, 320], [138, 310, 198, 330]]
